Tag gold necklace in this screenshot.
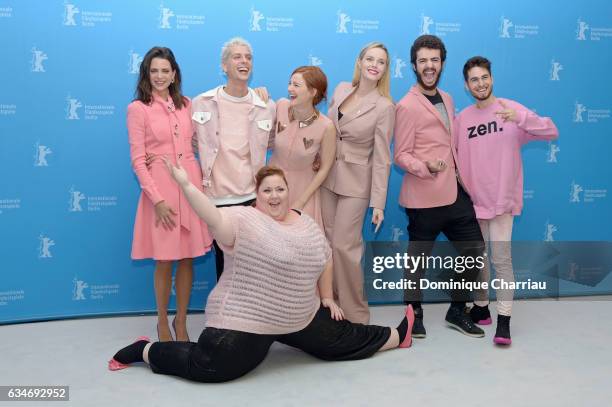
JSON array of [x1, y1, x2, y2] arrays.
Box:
[[289, 107, 319, 128]]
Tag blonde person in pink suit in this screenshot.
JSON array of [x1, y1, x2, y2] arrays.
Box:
[[269, 66, 336, 228], [127, 47, 212, 342], [321, 42, 395, 324]]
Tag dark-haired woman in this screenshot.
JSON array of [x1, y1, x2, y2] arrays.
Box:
[[127, 46, 212, 342]]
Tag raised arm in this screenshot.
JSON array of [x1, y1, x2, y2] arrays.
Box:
[[163, 158, 236, 247]]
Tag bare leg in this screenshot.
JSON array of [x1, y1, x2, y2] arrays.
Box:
[[154, 260, 173, 341], [379, 304, 414, 351], [378, 329, 400, 351], [143, 342, 152, 364], [174, 258, 193, 341]]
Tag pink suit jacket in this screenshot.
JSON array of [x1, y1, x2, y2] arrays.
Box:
[[191, 86, 276, 193], [394, 85, 459, 209], [322, 82, 394, 210]]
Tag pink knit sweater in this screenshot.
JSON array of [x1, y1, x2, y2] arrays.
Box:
[[204, 206, 331, 334]]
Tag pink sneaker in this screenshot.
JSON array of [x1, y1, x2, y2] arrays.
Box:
[[493, 315, 512, 346]]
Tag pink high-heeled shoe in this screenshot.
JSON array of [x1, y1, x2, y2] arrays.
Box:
[[108, 336, 150, 371], [399, 305, 415, 348]]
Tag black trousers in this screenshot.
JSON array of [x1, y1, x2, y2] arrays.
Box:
[[147, 307, 391, 383], [212, 198, 255, 281], [404, 183, 485, 305]]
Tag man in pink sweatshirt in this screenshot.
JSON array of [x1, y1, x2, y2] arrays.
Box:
[[454, 56, 559, 345]]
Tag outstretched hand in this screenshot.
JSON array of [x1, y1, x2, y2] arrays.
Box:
[[163, 156, 190, 188]]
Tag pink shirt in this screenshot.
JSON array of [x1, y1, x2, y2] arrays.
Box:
[[454, 98, 559, 219], [204, 207, 331, 335], [210, 89, 256, 201]]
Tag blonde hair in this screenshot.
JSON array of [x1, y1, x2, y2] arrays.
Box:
[[351, 42, 392, 101], [221, 37, 253, 64]]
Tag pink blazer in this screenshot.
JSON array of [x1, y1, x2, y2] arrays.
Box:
[[127, 96, 195, 206], [191, 86, 276, 191], [323, 82, 394, 210], [394, 85, 459, 209]]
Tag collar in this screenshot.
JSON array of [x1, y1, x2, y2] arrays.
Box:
[[199, 85, 267, 108], [152, 93, 176, 111]]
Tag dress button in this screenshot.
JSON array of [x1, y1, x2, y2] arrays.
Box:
[[216, 131, 219, 135], [178, 153, 182, 158]]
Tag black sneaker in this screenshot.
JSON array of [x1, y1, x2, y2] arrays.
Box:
[[469, 304, 492, 325], [412, 307, 426, 338], [494, 315, 512, 345], [445, 306, 485, 338]]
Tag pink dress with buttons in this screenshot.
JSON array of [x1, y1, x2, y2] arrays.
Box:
[[127, 95, 213, 260], [269, 99, 331, 230]]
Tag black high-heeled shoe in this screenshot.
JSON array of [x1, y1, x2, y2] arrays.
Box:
[[157, 323, 174, 342], [172, 317, 190, 342]]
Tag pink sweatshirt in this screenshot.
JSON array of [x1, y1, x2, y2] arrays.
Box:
[[454, 98, 558, 219]]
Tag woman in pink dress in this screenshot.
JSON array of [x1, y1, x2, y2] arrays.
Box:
[[127, 47, 212, 342], [269, 66, 336, 229]]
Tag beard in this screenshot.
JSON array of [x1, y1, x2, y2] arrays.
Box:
[[415, 67, 443, 91], [471, 86, 493, 101]]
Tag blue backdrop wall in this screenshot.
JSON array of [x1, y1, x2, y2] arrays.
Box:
[[1, 0, 611, 323]]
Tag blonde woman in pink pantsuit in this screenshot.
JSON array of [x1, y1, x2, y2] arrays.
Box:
[[127, 47, 212, 342], [321, 43, 395, 324]]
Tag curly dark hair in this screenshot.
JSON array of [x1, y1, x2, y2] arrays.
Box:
[[410, 35, 447, 65]]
